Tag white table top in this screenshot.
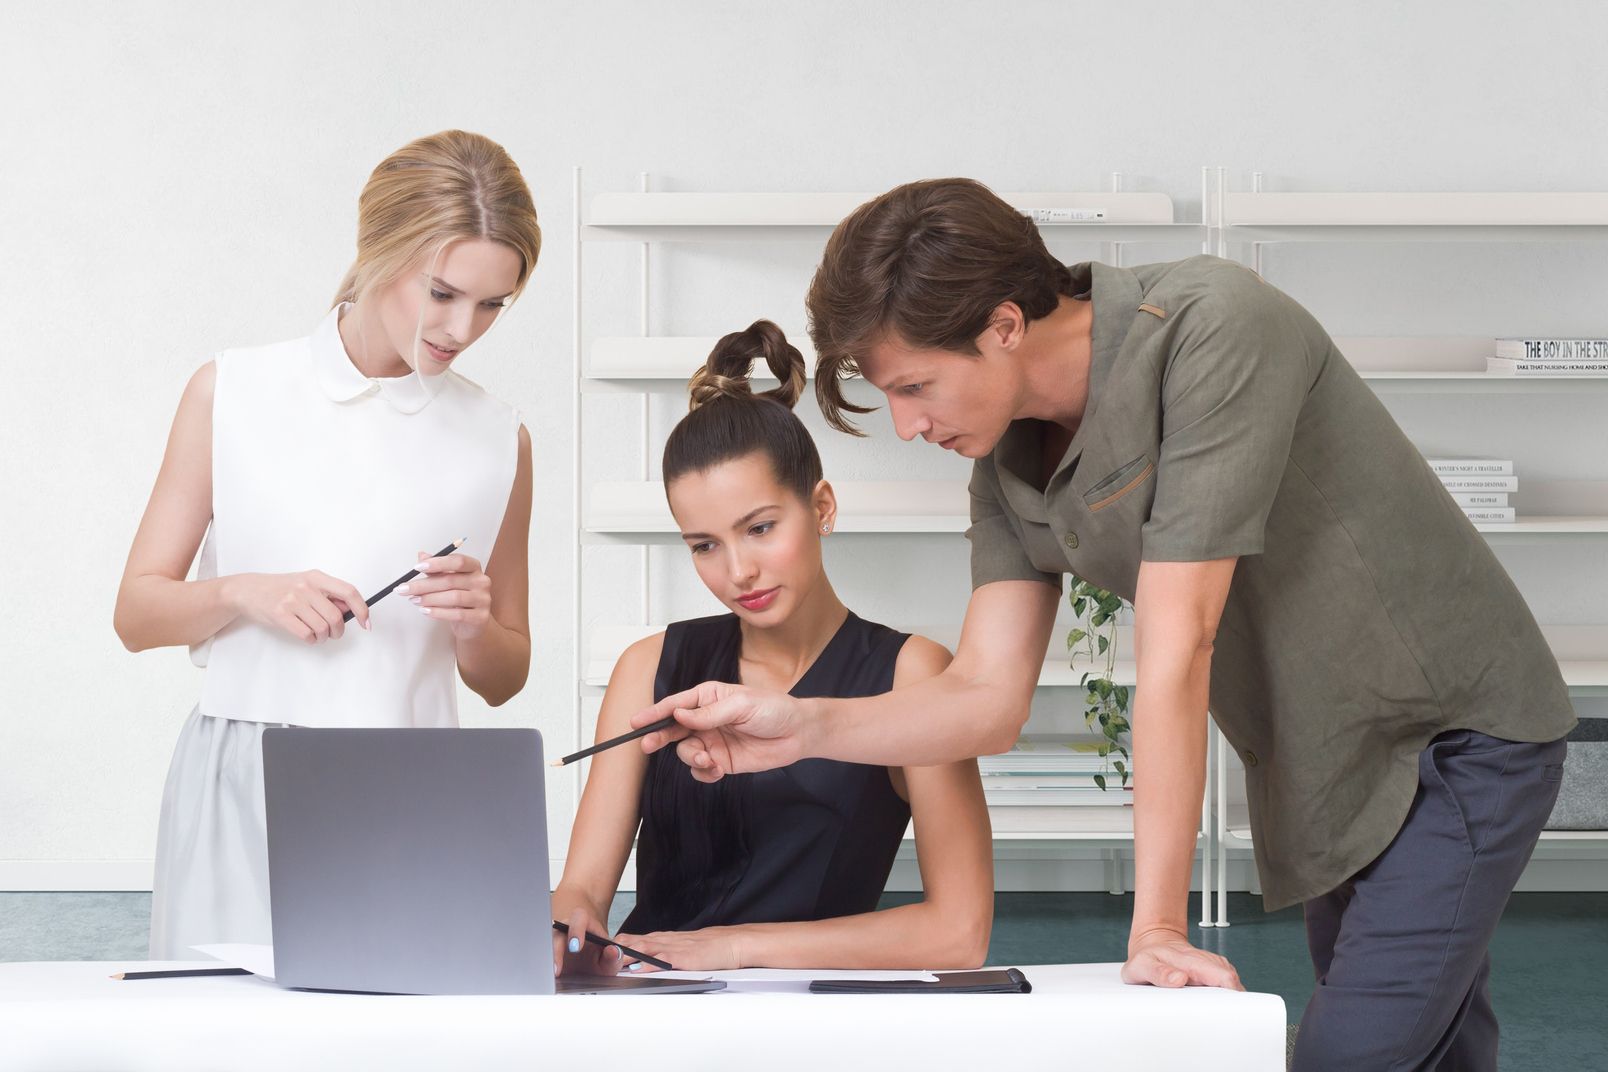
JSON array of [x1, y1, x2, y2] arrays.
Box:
[[0, 960, 1286, 1071]]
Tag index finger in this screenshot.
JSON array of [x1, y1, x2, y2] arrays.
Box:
[[417, 552, 478, 575], [336, 581, 370, 628], [630, 685, 702, 730]]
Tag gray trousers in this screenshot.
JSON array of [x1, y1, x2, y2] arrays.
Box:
[[1292, 729, 1566, 1072]]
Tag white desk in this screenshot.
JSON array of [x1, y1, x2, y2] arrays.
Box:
[[0, 961, 1286, 1070]]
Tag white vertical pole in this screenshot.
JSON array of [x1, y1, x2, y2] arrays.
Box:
[[571, 166, 584, 803], [1216, 167, 1228, 260], [1216, 724, 1231, 926], [1251, 170, 1264, 277], [639, 172, 651, 628], [1103, 171, 1124, 269]]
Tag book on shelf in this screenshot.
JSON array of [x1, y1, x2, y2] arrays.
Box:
[[1449, 493, 1509, 508], [1439, 476, 1518, 492], [1487, 357, 1608, 376], [1495, 339, 1608, 362], [1464, 508, 1516, 524], [1428, 459, 1513, 476]]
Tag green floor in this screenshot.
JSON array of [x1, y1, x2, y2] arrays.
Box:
[[3, 891, 1604, 1069]]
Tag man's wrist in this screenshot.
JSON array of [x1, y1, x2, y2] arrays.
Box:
[[1128, 922, 1190, 957], [797, 695, 833, 761]]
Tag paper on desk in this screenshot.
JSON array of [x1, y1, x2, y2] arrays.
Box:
[[645, 968, 938, 993], [191, 943, 276, 980]]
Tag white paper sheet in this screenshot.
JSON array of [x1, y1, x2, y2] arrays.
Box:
[[191, 943, 276, 980]]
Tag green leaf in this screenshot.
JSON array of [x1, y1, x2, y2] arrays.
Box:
[[1067, 628, 1087, 649], [1096, 635, 1110, 655], [1094, 774, 1107, 791]]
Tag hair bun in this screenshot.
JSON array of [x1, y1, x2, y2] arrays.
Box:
[[688, 320, 807, 412]]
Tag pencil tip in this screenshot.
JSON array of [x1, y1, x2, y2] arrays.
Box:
[[549, 760, 564, 767], [455, 537, 466, 546]]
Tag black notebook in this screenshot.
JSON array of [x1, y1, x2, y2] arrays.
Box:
[[808, 968, 1031, 994]]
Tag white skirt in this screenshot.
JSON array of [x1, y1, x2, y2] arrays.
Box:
[[148, 707, 287, 960]]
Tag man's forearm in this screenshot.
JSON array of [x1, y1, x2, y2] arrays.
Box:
[[804, 663, 1029, 767], [1128, 642, 1213, 951]]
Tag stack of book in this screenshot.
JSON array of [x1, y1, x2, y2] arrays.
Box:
[[979, 735, 1134, 834], [1427, 459, 1516, 524], [1488, 338, 1608, 376]]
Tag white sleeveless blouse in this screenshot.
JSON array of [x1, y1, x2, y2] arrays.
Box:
[[191, 305, 520, 728]]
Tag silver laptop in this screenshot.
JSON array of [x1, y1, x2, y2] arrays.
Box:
[[261, 727, 723, 996]]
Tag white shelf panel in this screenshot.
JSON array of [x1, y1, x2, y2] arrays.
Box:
[[585, 480, 1608, 538], [585, 480, 970, 534], [585, 335, 1608, 393], [583, 622, 1135, 689], [583, 191, 1200, 243], [903, 823, 1203, 844], [584, 335, 820, 392], [1476, 517, 1608, 534], [1224, 192, 1608, 242], [1225, 802, 1608, 847]]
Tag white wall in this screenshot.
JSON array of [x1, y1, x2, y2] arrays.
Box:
[[3, 0, 1607, 890]]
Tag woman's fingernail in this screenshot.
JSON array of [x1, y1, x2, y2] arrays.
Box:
[[626, 962, 642, 972], [362, 619, 371, 631], [417, 561, 433, 572], [568, 938, 580, 954], [396, 584, 410, 595], [409, 596, 422, 604], [419, 607, 433, 616]]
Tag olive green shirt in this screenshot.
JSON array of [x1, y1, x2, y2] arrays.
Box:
[[967, 255, 1576, 911]]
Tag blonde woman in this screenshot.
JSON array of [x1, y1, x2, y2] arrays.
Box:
[[114, 131, 540, 959]]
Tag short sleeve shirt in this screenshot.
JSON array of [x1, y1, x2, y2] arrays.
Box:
[[966, 256, 1576, 910]]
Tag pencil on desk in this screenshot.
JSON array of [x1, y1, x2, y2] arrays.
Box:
[[343, 537, 465, 623], [551, 715, 677, 768], [111, 967, 252, 981]]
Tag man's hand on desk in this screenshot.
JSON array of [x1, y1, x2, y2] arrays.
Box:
[[1122, 928, 1244, 990], [632, 681, 813, 783]]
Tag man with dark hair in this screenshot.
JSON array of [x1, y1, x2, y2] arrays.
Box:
[[633, 178, 1573, 1071]]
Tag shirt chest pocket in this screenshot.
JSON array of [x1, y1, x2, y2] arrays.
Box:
[[1082, 453, 1157, 514]]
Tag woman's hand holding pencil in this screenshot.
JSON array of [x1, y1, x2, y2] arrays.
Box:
[[391, 541, 493, 640], [228, 570, 372, 644], [552, 905, 623, 977]]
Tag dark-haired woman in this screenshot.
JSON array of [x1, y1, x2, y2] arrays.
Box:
[[550, 321, 994, 976]]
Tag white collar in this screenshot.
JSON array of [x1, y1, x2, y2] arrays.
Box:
[[310, 304, 440, 414]]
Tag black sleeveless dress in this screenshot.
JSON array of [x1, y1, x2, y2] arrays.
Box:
[[621, 611, 913, 934]]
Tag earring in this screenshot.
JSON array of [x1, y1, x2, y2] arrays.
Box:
[[821, 524, 830, 533]]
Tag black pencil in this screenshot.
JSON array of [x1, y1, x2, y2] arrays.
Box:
[[551, 715, 678, 768], [111, 967, 252, 980], [552, 921, 674, 971], [343, 538, 465, 623]]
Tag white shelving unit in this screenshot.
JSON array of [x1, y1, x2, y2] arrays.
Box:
[[1201, 174, 1608, 925], [572, 171, 1213, 905], [571, 171, 1607, 920]]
